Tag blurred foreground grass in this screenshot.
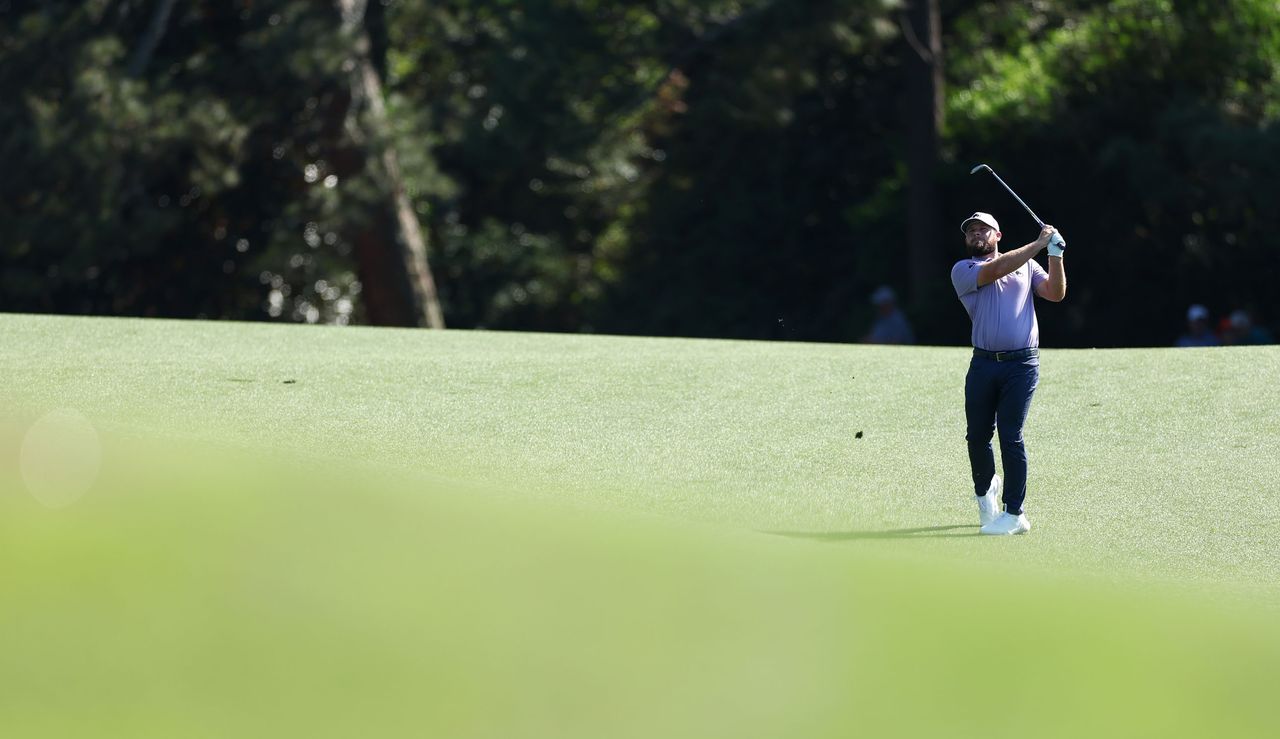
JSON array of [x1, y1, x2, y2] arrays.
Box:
[[1, 432, 1278, 738]]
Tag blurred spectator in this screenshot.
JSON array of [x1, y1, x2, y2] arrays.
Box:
[[1175, 304, 1220, 347], [1222, 309, 1275, 345], [862, 286, 915, 344], [1215, 314, 1235, 342]]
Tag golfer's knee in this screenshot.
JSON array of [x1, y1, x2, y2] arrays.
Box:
[[966, 421, 994, 436], [998, 434, 1025, 450]]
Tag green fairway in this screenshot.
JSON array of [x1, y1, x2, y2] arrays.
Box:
[[2, 313, 1278, 737]]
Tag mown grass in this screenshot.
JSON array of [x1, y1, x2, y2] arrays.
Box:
[[1, 313, 1277, 737]]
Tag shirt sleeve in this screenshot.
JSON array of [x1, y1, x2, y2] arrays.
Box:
[[1030, 259, 1049, 290], [951, 259, 980, 298]]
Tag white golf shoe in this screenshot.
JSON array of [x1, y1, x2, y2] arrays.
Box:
[[976, 475, 1001, 527], [980, 511, 1031, 536]]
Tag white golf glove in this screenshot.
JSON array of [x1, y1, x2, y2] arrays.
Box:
[[1048, 232, 1066, 258]]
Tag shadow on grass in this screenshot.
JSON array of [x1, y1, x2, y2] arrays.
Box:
[[765, 524, 978, 541]]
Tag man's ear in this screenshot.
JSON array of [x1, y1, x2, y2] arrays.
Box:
[[995, 230, 1002, 241]]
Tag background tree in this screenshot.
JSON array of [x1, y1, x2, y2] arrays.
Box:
[[2, 0, 1278, 346], [338, 0, 445, 328]]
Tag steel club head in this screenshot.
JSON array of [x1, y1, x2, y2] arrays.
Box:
[[970, 164, 991, 175]]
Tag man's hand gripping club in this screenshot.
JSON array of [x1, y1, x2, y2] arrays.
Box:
[[977, 225, 1061, 287]]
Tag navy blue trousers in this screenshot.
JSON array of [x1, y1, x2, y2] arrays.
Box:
[[965, 354, 1039, 516]]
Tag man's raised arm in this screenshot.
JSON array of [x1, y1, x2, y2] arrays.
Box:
[[977, 226, 1055, 286], [1037, 253, 1067, 302]]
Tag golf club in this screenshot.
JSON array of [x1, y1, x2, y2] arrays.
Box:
[[969, 163, 1047, 228], [970, 163, 1064, 250]]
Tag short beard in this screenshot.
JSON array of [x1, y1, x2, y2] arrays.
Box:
[[966, 241, 995, 258]]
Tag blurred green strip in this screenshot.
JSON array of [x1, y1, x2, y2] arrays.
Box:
[[1, 434, 1278, 738]]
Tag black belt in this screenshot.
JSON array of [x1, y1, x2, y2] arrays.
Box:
[[973, 347, 1038, 361]]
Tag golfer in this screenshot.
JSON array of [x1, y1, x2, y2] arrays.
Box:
[[951, 212, 1066, 535]]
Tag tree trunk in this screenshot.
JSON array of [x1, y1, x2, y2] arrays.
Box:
[[352, 210, 420, 327], [338, 0, 446, 328], [902, 0, 944, 308], [127, 0, 179, 78]]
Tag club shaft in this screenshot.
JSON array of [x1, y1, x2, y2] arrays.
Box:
[[985, 169, 1044, 228]]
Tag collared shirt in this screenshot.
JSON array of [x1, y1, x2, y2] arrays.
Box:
[[951, 256, 1048, 351]]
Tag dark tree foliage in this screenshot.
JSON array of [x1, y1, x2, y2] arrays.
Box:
[[2, 0, 1278, 346]]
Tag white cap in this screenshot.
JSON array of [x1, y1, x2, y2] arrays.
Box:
[[870, 286, 896, 305], [960, 212, 1000, 234], [1187, 304, 1209, 322]]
